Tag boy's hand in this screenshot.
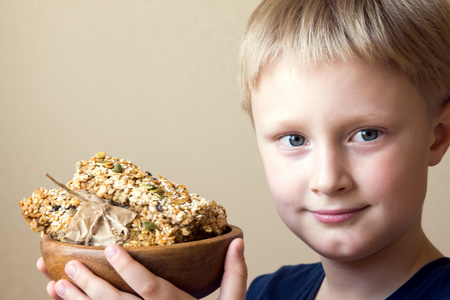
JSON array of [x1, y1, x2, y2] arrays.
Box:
[[37, 238, 247, 300]]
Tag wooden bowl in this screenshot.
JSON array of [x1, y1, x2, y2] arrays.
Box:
[[41, 225, 243, 299]]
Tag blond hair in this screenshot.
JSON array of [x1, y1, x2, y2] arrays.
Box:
[[238, 0, 450, 117]]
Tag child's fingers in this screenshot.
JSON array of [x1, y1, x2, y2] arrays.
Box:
[[46, 280, 64, 300], [37, 256, 53, 280], [60, 260, 136, 300], [37, 256, 65, 300], [105, 244, 195, 300], [53, 279, 91, 300], [218, 238, 248, 300]]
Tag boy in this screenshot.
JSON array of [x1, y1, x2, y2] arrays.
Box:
[[241, 0, 450, 298], [38, 0, 450, 299]]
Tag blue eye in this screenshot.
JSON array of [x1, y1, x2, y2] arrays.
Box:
[[280, 134, 306, 147], [353, 129, 379, 142]]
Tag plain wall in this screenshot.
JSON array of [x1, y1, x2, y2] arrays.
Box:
[[1, 1, 449, 299]]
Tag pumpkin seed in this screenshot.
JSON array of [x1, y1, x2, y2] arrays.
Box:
[[114, 163, 122, 173], [143, 221, 157, 230], [97, 160, 114, 168], [95, 151, 106, 160], [67, 209, 77, 216], [142, 183, 159, 191]]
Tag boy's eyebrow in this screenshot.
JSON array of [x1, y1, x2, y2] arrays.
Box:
[[254, 120, 295, 137]]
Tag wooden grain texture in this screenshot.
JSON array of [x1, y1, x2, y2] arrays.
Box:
[[41, 225, 243, 299]]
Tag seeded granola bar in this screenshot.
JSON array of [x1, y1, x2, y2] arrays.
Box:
[[19, 152, 228, 246]]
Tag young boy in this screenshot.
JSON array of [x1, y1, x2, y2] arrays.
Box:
[[240, 0, 450, 298], [38, 0, 450, 299]]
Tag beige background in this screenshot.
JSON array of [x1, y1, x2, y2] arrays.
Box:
[[1, 1, 449, 299]]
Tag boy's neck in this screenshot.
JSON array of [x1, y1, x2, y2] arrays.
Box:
[[316, 220, 443, 300]]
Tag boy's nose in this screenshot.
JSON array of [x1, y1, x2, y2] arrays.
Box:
[[308, 147, 353, 196]]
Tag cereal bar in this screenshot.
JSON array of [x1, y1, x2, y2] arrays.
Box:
[[19, 152, 228, 246]]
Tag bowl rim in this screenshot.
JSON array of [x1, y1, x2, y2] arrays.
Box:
[[41, 224, 242, 250]]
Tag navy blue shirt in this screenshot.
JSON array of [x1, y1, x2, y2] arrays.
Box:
[[246, 257, 450, 299]]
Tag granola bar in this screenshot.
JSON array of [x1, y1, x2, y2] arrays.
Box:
[[19, 152, 228, 246]]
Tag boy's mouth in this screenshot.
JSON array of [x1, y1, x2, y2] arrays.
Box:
[[308, 206, 369, 224]]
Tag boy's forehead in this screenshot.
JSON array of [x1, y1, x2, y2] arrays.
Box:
[[255, 60, 421, 96], [251, 60, 430, 122], [254, 60, 389, 96]]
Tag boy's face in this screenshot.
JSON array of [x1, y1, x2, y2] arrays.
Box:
[[252, 60, 435, 261]]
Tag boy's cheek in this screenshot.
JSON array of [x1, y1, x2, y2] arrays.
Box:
[[265, 172, 302, 206], [259, 152, 305, 200]]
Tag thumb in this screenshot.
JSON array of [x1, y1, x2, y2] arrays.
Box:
[[218, 238, 247, 300]]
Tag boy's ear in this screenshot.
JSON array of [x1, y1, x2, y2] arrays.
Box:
[[429, 99, 450, 166]]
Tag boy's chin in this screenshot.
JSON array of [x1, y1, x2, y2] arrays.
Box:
[[318, 252, 369, 263], [305, 239, 378, 263]]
